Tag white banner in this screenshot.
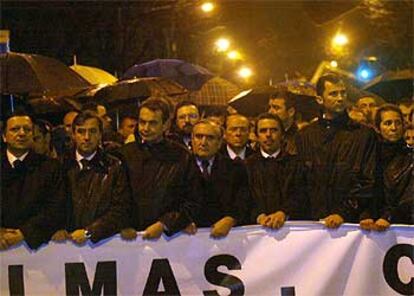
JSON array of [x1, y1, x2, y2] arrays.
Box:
[[1, 223, 413, 296]]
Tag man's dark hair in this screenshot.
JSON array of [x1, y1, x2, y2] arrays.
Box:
[[398, 97, 414, 107], [316, 73, 343, 97], [269, 87, 295, 110], [3, 109, 34, 133], [34, 119, 53, 136], [255, 112, 285, 135], [72, 110, 104, 133], [140, 97, 171, 123], [374, 104, 404, 130]]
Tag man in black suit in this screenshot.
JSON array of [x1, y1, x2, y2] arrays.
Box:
[[52, 111, 130, 245], [1, 111, 65, 250], [168, 101, 200, 150], [190, 120, 251, 238], [116, 98, 197, 240], [246, 113, 307, 229], [220, 114, 255, 160]]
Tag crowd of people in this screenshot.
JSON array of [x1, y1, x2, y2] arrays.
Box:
[[1, 73, 413, 250]]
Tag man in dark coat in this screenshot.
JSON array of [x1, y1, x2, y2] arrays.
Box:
[[295, 73, 377, 228], [116, 98, 197, 240], [268, 87, 300, 155], [189, 120, 251, 237], [220, 114, 255, 161], [1, 111, 65, 250], [52, 111, 130, 244], [246, 113, 308, 229]]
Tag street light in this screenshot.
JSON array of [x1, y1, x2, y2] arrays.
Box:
[[332, 33, 348, 47], [227, 50, 242, 60], [330, 60, 338, 68], [201, 2, 215, 13], [238, 66, 253, 79], [215, 38, 230, 52]]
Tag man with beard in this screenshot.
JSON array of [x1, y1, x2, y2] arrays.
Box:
[[295, 73, 377, 229], [168, 101, 200, 150], [246, 113, 307, 228], [52, 111, 130, 244], [1, 111, 65, 250], [116, 98, 198, 239], [220, 114, 255, 161], [189, 120, 251, 237], [268, 88, 299, 154]]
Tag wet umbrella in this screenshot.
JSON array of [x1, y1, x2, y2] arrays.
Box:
[[1, 52, 90, 97], [94, 77, 188, 107], [122, 59, 214, 91], [228, 81, 320, 119], [188, 77, 241, 106], [70, 64, 117, 85], [363, 69, 414, 102]]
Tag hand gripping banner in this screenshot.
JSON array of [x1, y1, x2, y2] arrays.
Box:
[[1, 223, 413, 295]]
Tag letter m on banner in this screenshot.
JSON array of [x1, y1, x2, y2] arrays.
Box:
[[65, 261, 116, 296]]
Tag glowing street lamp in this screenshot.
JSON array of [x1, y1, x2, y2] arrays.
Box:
[[227, 50, 242, 60], [215, 38, 230, 52], [201, 2, 215, 13], [332, 33, 348, 47], [330, 60, 338, 68], [238, 66, 253, 79]]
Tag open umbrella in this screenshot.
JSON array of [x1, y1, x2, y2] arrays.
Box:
[[229, 82, 320, 119], [122, 59, 214, 91], [363, 69, 414, 102], [1, 52, 90, 97], [70, 64, 118, 85], [188, 77, 241, 106], [94, 77, 188, 107]]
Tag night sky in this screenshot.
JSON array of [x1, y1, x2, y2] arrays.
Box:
[[2, 0, 413, 85]]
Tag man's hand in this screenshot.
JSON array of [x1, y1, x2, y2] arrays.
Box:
[[120, 228, 137, 241], [51, 230, 69, 242], [143, 222, 164, 240], [256, 213, 268, 226], [323, 214, 344, 229], [211, 216, 236, 238], [264, 211, 286, 229], [0, 229, 9, 250], [359, 219, 375, 231], [374, 218, 390, 231], [70, 229, 88, 245], [183, 222, 197, 235], [3, 229, 24, 248]]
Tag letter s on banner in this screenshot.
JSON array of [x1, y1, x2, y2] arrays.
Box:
[[383, 244, 414, 295], [203, 254, 244, 296]]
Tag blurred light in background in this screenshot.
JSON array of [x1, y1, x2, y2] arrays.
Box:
[[215, 38, 230, 52], [238, 66, 253, 78], [201, 2, 215, 13]]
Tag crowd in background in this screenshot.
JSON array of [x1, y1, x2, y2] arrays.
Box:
[[1, 73, 413, 250]]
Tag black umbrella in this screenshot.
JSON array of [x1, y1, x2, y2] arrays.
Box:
[[122, 59, 214, 91], [1, 52, 90, 97], [363, 69, 413, 102], [94, 77, 188, 107], [228, 82, 320, 120]]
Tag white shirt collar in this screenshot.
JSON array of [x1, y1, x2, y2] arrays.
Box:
[[196, 157, 215, 174], [76, 150, 97, 169], [226, 145, 246, 160], [7, 150, 29, 168], [260, 148, 280, 159]]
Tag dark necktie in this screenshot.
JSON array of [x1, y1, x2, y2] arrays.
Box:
[[13, 159, 24, 172], [201, 160, 210, 180], [80, 159, 90, 171], [234, 156, 242, 162]]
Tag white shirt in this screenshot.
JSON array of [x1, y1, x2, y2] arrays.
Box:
[[7, 150, 29, 168], [196, 157, 215, 175], [226, 145, 246, 160], [76, 150, 97, 170], [260, 148, 280, 159]]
